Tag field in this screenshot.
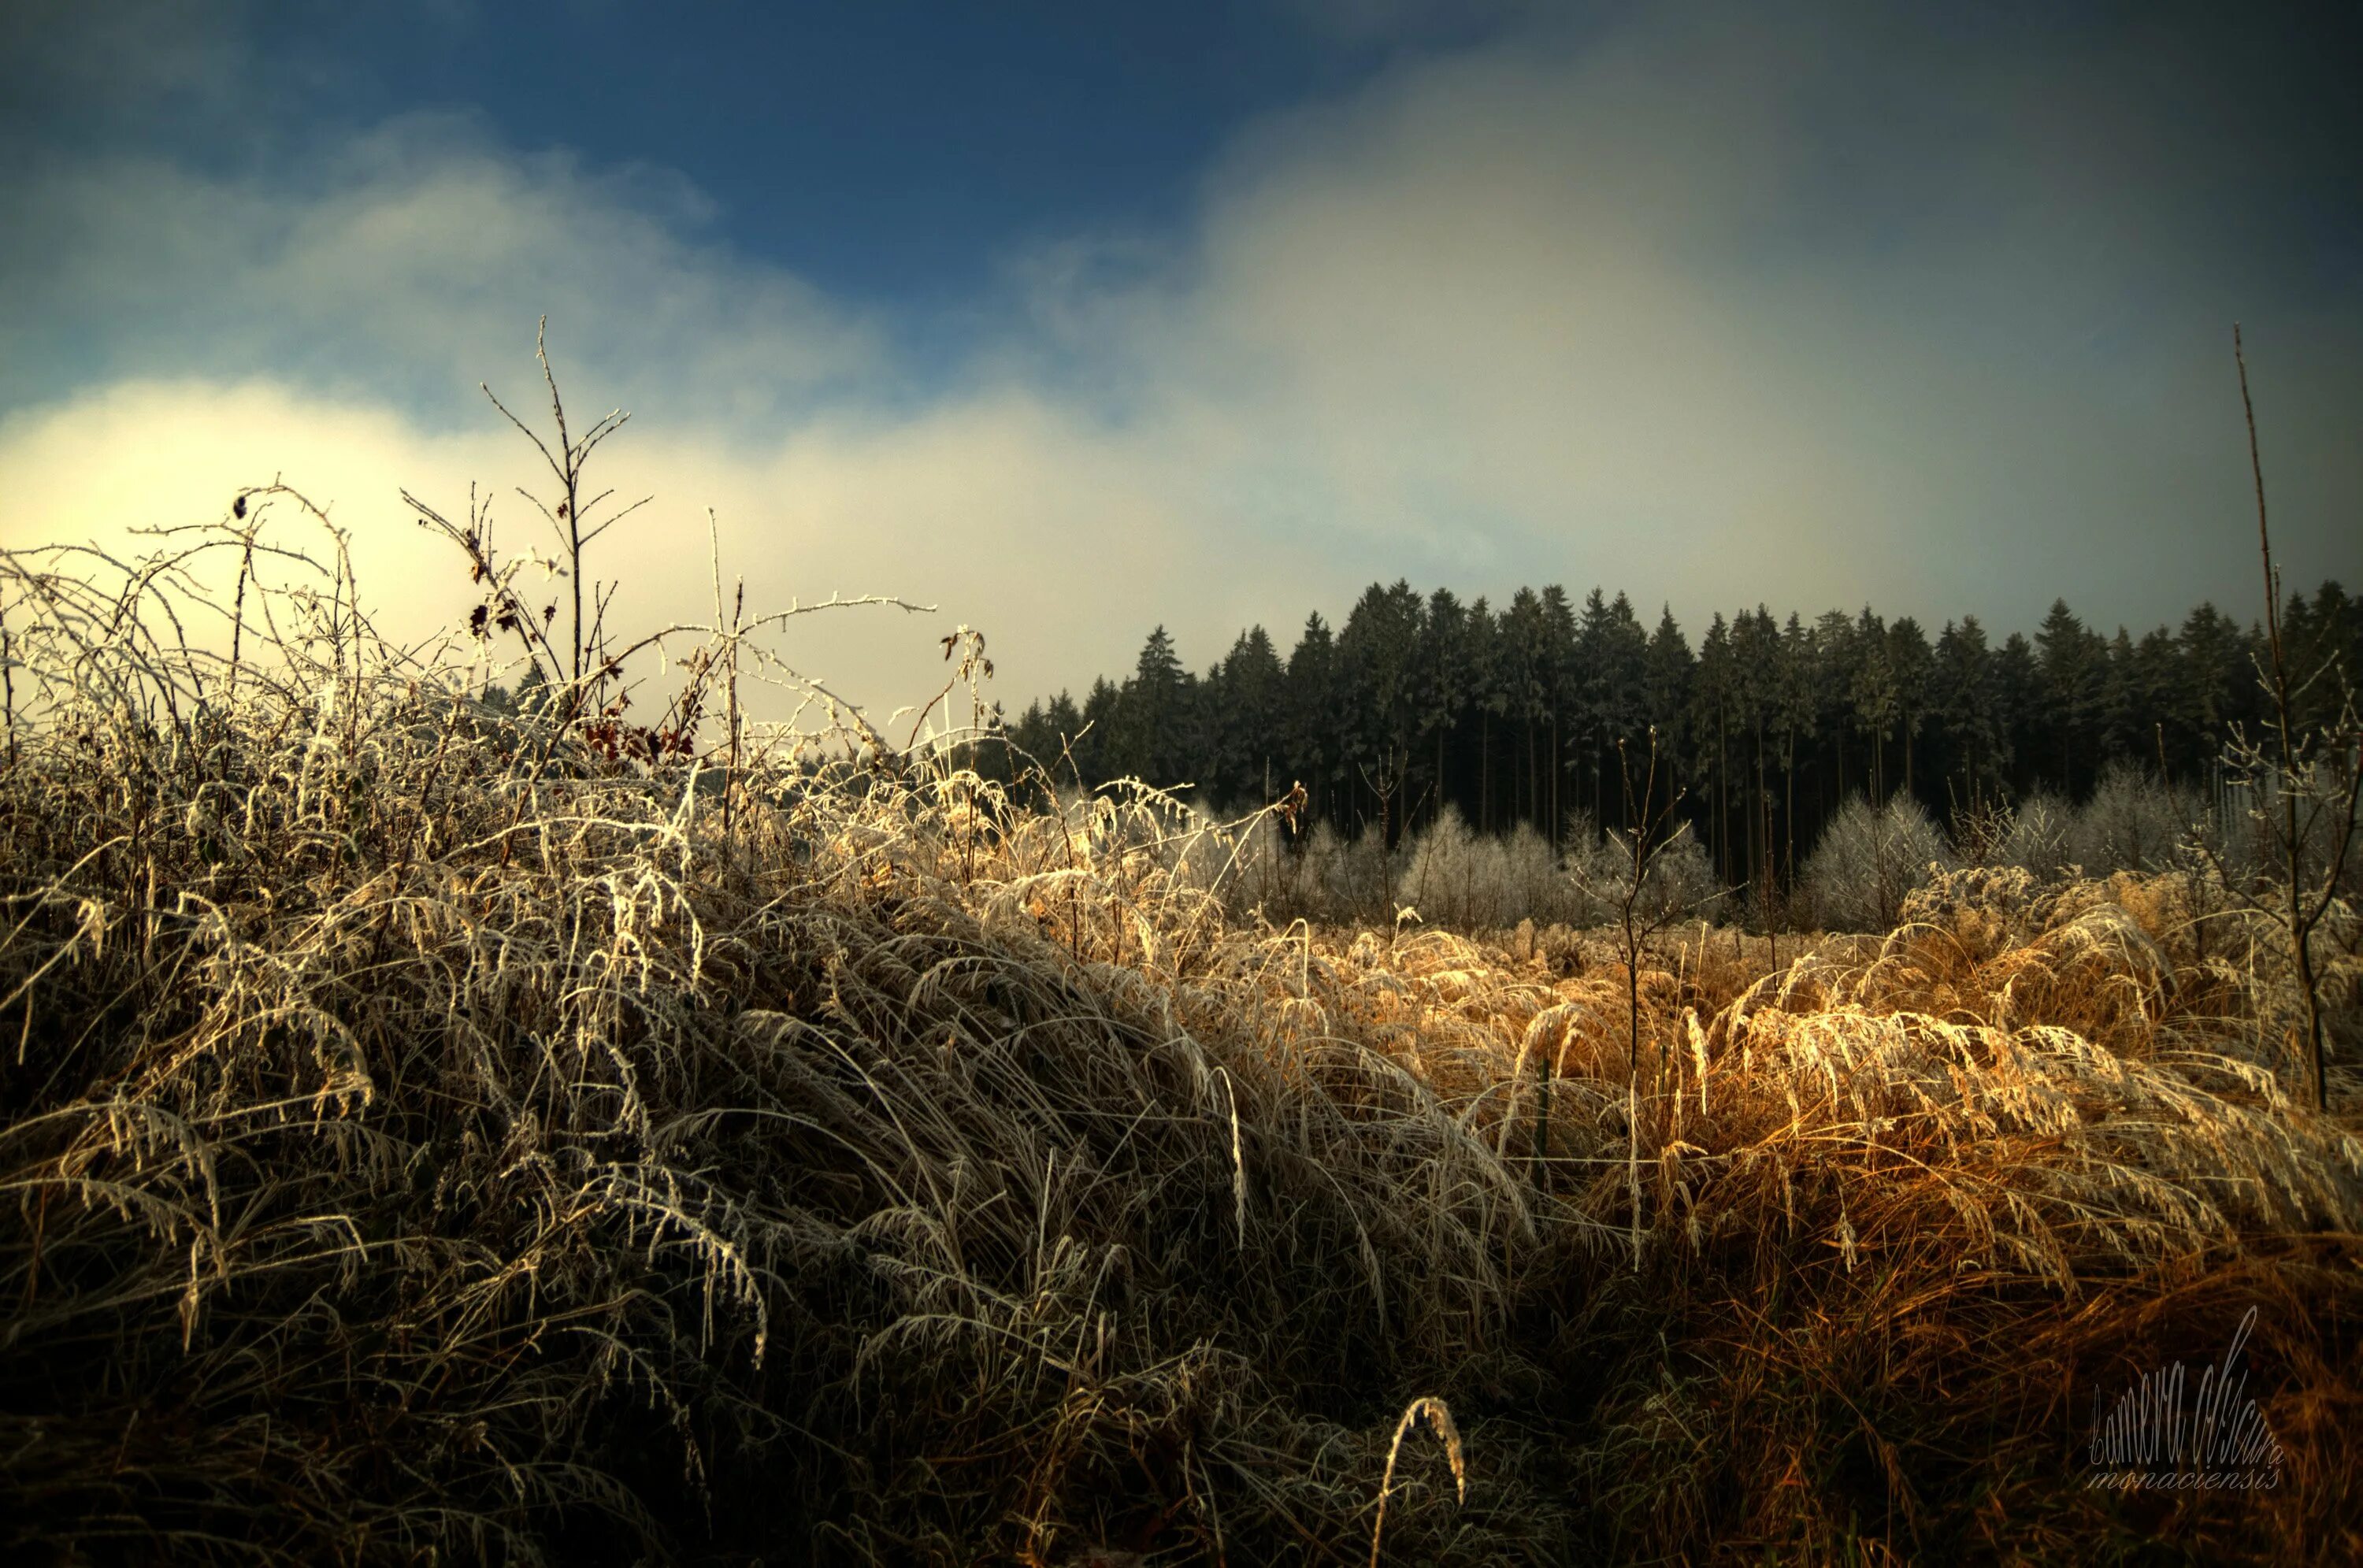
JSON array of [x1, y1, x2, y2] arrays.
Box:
[[2, 502, 2360, 1567]]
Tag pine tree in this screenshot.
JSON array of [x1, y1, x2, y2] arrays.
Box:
[[2175, 602, 2257, 777], [2035, 599, 2108, 798], [1416, 588, 1472, 827], [1886, 616, 1935, 806], [1499, 589, 1552, 834], [1776, 612, 1818, 885], [1210, 626, 1286, 807], [1337, 581, 1426, 840], [2127, 626, 2182, 777], [1077, 678, 1120, 785], [1582, 591, 1649, 835], [1110, 625, 1193, 788], [1849, 608, 1897, 806], [1643, 606, 1695, 820], [1994, 632, 2042, 800], [1693, 613, 1737, 882], [1285, 613, 1338, 830], [1541, 585, 1581, 845], [1933, 617, 2004, 811], [1466, 599, 1505, 834], [1728, 608, 1781, 903]]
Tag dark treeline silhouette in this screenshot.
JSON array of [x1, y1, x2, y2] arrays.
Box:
[[995, 580, 2360, 893]]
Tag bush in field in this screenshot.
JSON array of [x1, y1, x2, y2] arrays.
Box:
[[1222, 807, 1308, 920], [2071, 762, 2194, 875], [2003, 769, 2243, 885], [1395, 806, 1506, 929], [1390, 806, 1718, 936], [2000, 789, 2079, 878], [1239, 810, 1577, 932], [1494, 821, 1573, 926], [1311, 818, 1397, 923], [1222, 814, 1402, 928], [1801, 792, 1953, 931], [1562, 811, 1720, 930]]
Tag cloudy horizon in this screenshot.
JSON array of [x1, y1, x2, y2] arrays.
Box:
[[3, 0, 2357, 718]]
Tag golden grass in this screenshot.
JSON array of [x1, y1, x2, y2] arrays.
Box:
[[2, 515, 2358, 1565]]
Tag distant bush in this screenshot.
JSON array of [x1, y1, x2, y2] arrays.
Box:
[[1998, 769, 2254, 887], [2071, 762, 2194, 875], [1562, 811, 1720, 930], [1395, 806, 1512, 929], [1225, 816, 1398, 927], [1802, 793, 1953, 931], [1998, 789, 2079, 878]]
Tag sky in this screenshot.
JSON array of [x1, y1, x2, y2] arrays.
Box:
[[2, 0, 2357, 723]]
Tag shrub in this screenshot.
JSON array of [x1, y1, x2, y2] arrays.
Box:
[[1999, 789, 2079, 878], [2070, 761, 2194, 876], [1563, 811, 1720, 931], [1395, 806, 1509, 929], [1801, 792, 1953, 931]]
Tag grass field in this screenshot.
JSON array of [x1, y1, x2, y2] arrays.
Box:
[[2, 497, 2358, 1566]]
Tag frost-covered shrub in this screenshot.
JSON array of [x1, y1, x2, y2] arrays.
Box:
[[1500, 822, 1574, 925], [1397, 807, 1506, 929], [2069, 762, 2192, 877], [1319, 821, 1398, 922], [1394, 810, 1570, 929], [1222, 811, 1295, 918], [1564, 813, 1721, 929], [2000, 791, 2078, 879], [1998, 769, 2200, 884], [2197, 768, 2357, 896], [1802, 794, 1953, 932]]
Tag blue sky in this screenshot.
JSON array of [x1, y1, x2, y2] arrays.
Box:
[[9, 5, 1376, 319], [2, 1, 2357, 716]]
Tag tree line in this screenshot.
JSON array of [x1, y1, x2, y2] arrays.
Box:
[[993, 580, 2359, 893]]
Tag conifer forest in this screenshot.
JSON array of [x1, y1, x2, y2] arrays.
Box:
[[1007, 581, 2360, 889]]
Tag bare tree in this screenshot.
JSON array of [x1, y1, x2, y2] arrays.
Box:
[[1570, 725, 1719, 1260], [2228, 325, 2360, 1111]]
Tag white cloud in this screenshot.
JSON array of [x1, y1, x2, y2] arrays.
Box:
[[0, 373, 1284, 727], [3, 9, 2357, 728], [2, 111, 885, 433]]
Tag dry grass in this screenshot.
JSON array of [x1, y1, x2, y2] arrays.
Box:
[[3, 502, 2359, 1566]]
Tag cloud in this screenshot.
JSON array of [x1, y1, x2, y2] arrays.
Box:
[[0, 373, 1282, 729], [1277, 0, 1549, 48], [1037, 9, 2359, 626], [0, 0, 265, 128], [1, 110, 885, 434], [2, 6, 2357, 728]]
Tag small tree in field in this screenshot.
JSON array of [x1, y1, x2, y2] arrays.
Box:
[[1569, 726, 1717, 1262], [2226, 327, 2361, 1111], [399, 319, 925, 780]]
